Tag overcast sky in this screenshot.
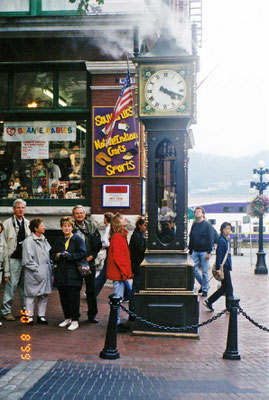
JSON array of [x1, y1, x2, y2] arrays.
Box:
[[191, 0, 269, 158]]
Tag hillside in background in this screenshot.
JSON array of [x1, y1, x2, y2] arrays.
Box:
[[188, 150, 269, 197]]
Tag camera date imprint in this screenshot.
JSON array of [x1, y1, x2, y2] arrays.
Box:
[[20, 309, 31, 360]]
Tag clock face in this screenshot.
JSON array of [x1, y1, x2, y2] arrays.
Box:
[[145, 69, 187, 112]]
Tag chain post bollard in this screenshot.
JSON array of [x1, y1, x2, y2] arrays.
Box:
[[223, 296, 241, 360], [99, 294, 121, 360]]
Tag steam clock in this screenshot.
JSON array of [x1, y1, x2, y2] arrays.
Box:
[[132, 33, 199, 337]]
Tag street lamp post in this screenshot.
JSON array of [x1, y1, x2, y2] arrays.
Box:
[[249, 160, 269, 274]]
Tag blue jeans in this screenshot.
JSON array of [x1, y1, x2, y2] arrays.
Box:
[[1, 258, 25, 315], [95, 257, 131, 300], [113, 280, 124, 325], [191, 251, 210, 292]]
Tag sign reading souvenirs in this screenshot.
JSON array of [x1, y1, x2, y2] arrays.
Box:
[[4, 122, 76, 142], [102, 184, 130, 208], [93, 106, 140, 177]]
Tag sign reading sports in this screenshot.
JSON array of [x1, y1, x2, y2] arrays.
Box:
[[93, 106, 140, 177]]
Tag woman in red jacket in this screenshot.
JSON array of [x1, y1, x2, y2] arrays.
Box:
[[106, 213, 132, 332]]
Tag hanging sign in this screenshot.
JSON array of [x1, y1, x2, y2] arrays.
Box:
[[102, 184, 130, 208], [3, 121, 76, 142], [93, 106, 140, 177], [21, 141, 49, 160]]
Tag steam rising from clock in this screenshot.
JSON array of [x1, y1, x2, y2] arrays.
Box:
[[83, 0, 191, 59]]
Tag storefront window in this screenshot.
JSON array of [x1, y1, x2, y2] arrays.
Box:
[[0, 0, 29, 12], [0, 73, 8, 109], [59, 71, 87, 107], [155, 139, 177, 244], [14, 72, 54, 108], [0, 121, 86, 200]]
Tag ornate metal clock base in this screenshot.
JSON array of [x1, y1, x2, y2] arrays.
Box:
[[132, 263, 199, 338]]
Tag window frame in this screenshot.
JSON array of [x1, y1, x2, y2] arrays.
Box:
[[0, 62, 92, 207], [0, 0, 79, 17]]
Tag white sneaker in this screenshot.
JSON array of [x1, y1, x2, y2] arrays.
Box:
[[68, 321, 79, 331], [0, 321, 2, 326], [59, 319, 71, 327]]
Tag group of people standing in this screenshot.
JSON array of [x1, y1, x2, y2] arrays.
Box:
[[0, 199, 233, 331], [0, 199, 146, 332]]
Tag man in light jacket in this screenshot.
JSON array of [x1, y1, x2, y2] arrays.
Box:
[[1, 199, 30, 321], [72, 205, 102, 323]]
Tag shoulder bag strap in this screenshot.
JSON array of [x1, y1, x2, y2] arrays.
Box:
[[220, 242, 230, 267]]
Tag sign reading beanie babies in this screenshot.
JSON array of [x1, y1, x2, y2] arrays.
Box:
[[93, 106, 140, 177], [4, 122, 76, 141]]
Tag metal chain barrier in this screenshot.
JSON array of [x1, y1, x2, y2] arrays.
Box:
[[238, 307, 269, 332], [120, 303, 227, 332]]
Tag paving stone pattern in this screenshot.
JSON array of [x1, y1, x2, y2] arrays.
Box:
[[21, 361, 259, 400]]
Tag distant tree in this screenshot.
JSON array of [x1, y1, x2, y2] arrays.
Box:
[[69, 0, 104, 14]]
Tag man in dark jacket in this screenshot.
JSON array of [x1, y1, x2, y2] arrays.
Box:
[[72, 206, 102, 323], [188, 207, 214, 297]]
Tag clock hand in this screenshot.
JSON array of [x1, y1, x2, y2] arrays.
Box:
[[159, 86, 184, 100]]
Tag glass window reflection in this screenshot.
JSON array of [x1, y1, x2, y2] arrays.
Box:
[[59, 71, 87, 107], [0, 0, 29, 12], [14, 72, 53, 108], [155, 139, 177, 244], [0, 121, 86, 200]]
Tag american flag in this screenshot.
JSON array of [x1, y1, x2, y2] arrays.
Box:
[[104, 70, 133, 147]]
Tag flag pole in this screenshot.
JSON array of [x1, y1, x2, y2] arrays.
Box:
[[126, 57, 139, 149]]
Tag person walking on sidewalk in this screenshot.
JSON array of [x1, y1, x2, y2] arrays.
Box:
[[106, 213, 132, 333], [188, 206, 214, 297], [1, 199, 30, 321], [129, 216, 146, 319], [204, 222, 233, 312], [72, 205, 102, 324], [0, 221, 9, 326], [51, 216, 87, 331], [95, 212, 113, 297], [22, 218, 52, 325]]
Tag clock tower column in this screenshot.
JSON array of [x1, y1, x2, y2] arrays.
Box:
[[132, 32, 199, 337]]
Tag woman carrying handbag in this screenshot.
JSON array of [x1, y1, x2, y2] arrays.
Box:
[[204, 222, 233, 312]]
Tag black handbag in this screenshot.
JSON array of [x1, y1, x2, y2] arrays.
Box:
[[76, 259, 91, 277]]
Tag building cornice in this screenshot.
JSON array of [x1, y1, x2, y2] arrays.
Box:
[[86, 61, 136, 74]]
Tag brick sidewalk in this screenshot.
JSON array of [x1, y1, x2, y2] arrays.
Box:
[[0, 249, 268, 399]]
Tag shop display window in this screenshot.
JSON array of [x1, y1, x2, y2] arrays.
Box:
[[59, 71, 87, 107], [0, 121, 86, 200], [0, 73, 8, 109], [14, 72, 54, 108]]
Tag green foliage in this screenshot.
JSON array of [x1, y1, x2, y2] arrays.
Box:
[[69, 0, 104, 14]]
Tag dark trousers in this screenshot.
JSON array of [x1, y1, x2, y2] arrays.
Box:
[[58, 285, 81, 321], [129, 273, 139, 313], [207, 267, 233, 308], [95, 257, 107, 297], [85, 266, 98, 318]]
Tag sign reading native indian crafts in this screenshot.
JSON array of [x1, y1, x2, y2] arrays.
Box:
[[3, 122, 76, 141], [93, 106, 140, 177]]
